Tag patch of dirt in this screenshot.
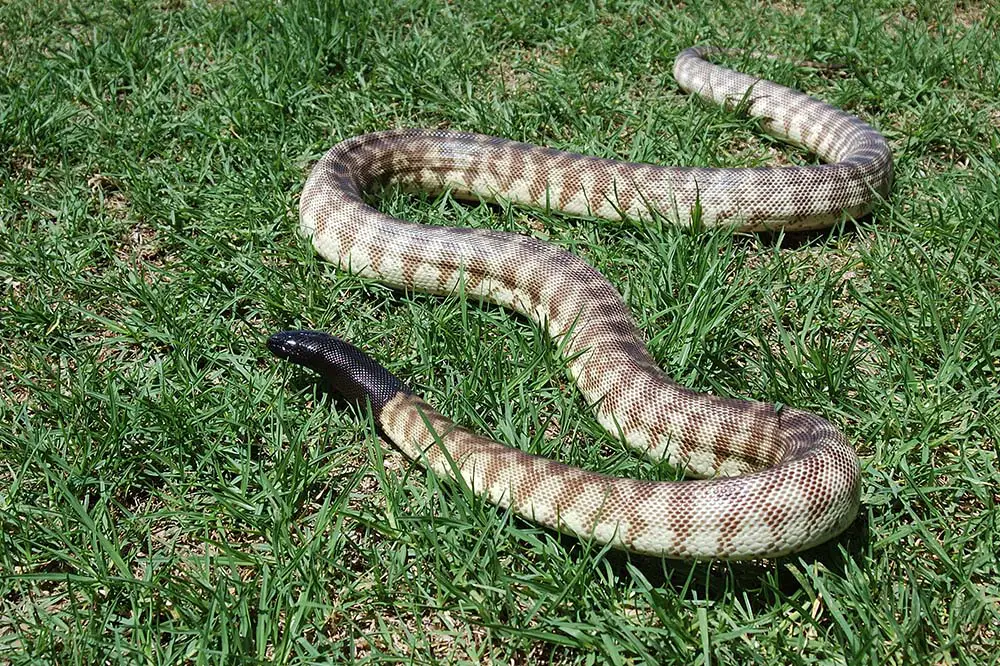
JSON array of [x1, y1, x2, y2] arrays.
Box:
[[488, 45, 571, 96]]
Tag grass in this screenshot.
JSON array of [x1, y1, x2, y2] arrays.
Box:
[[1, 0, 998, 662]]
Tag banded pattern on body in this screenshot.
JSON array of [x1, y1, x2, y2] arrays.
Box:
[[278, 47, 890, 559]]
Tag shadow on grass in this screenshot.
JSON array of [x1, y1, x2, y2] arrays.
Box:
[[542, 507, 870, 603]]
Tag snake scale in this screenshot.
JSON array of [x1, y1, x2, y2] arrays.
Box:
[[269, 47, 892, 560]]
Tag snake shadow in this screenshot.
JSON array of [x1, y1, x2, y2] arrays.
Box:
[[741, 216, 861, 250], [588, 509, 871, 600]]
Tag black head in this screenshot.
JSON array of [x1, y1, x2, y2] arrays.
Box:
[[267, 330, 412, 412]]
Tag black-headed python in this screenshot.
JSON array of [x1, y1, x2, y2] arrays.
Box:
[[268, 47, 891, 560]]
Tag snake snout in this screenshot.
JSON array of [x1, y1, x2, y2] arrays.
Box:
[[266, 330, 297, 359]]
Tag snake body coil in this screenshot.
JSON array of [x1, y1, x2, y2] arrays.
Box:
[[271, 48, 891, 559]]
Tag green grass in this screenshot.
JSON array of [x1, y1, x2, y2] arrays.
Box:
[[2, 0, 999, 663]]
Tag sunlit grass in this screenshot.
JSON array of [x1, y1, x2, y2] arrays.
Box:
[[1, 0, 998, 663]]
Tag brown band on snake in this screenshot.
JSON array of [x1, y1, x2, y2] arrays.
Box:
[[276, 47, 887, 559]]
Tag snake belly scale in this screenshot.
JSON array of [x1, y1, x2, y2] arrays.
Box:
[[270, 47, 891, 560]]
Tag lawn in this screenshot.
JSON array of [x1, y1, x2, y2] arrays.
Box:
[[1, 0, 998, 663]]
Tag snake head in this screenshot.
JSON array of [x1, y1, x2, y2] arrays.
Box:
[[267, 330, 412, 414]]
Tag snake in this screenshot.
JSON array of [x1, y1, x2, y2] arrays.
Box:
[[268, 47, 891, 560]]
